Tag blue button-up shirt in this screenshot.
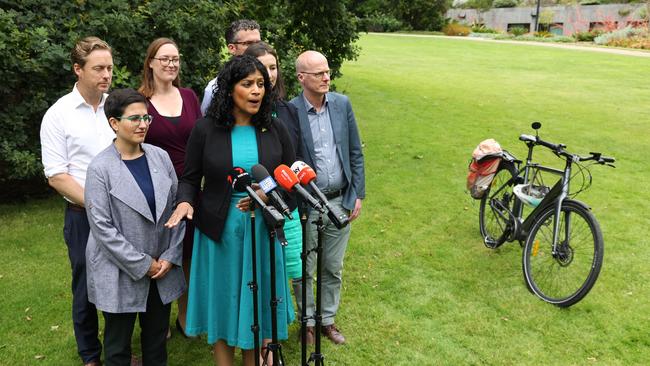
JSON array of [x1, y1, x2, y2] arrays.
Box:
[[304, 94, 344, 192]]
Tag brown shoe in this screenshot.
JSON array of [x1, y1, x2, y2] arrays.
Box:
[[130, 355, 142, 366], [321, 324, 346, 345], [299, 326, 315, 345]]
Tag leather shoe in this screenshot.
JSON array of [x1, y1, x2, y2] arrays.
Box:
[[321, 324, 346, 345], [299, 326, 315, 345], [130, 355, 142, 366]]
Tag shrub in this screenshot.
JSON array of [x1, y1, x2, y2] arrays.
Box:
[[509, 26, 528, 36], [574, 30, 604, 42], [358, 13, 404, 32], [594, 26, 648, 45], [471, 23, 500, 33], [534, 31, 553, 38], [493, 0, 519, 8], [443, 23, 472, 36]]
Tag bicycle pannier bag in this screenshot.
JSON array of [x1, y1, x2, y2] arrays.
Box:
[[467, 139, 503, 199]]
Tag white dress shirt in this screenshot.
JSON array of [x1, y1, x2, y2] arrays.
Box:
[[40, 84, 115, 190]]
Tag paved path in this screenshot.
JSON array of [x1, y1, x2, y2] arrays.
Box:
[[368, 32, 650, 58]]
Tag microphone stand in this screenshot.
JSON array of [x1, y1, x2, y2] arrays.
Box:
[[263, 225, 286, 366], [299, 205, 308, 366], [249, 206, 261, 366], [308, 212, 325, 366]]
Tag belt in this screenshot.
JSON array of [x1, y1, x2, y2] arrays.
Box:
[[323, 189, 343, 200], [67, 202, 85, 212]]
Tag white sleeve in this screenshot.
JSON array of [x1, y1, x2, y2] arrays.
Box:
[[200, 77, 216, 116], [40, 108, 69, 178]]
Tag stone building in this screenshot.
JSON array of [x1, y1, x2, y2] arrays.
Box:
[[446, 4, 648, 35]]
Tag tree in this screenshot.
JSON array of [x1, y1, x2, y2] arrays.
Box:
[[0, 0, 360, 200], [392, 0, 451, 31]]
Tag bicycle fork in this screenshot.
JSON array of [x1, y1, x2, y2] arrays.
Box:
[[551, 162, 573, 257]]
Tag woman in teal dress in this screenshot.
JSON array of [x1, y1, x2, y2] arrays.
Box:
[[165, 55, 295, 366], [245, 42, 303, 281]]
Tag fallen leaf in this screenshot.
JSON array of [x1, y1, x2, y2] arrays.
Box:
[[25, 307, 31, 313], [413, 155, 424, 160], [0, 274, 4, 279], [395, 341, 400, 346], [587, 357, 597, 362], [51, 325, 60, 331], [35, 355, 45, 360], [501, 317, 509, 321], [26, 316, 32, 321]]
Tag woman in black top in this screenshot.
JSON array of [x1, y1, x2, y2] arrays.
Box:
[[165, 55, 295, 366]]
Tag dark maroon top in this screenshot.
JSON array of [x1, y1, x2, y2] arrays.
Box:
[[145, 87, 202, 178]]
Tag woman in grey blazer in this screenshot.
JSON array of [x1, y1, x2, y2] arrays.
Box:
[[85, 88, 186, 366]]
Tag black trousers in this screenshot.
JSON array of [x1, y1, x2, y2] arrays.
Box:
[[102, 281, 171, 366], [63, 205, 101, 363]]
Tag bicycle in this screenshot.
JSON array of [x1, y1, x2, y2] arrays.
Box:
[[478, 122, 615, 307]]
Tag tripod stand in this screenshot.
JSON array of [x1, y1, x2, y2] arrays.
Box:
[[250, 202, 285, 366], [262, 226, 287, 366], [300, 211, 326, 366]]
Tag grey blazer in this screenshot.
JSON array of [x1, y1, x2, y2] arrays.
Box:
[[290, 92, 366, 211], [85, 143, 186, 313]]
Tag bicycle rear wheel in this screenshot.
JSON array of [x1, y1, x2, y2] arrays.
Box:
[[522, 200, 603, 307], [479, 161, 517, 248]]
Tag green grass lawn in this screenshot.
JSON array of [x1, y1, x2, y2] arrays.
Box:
[[2, 33, 650, 365]]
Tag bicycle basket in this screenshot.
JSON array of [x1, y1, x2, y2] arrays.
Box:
[[513, 183, 550, 207]]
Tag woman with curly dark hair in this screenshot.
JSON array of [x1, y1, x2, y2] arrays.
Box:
[[165, 55, 295, 366], [244, 42, 304, 286]]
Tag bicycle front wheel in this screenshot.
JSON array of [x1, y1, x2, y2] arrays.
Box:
[[522, 200, 603, 307]]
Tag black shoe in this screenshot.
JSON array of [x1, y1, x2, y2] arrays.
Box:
[[176, 317, 189, 338]]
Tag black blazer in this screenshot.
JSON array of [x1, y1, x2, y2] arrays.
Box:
[[177, 117, 296, 242], [274, 100, 303, 161]]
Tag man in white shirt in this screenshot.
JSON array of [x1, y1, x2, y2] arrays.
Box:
[[200, 19, 262, 115], [40, 36, 115, 366]]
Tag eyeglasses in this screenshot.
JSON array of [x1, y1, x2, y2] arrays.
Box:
[[153, 57, 181, 66], [232, 40, 260, 47], [117, 114, 153, 125], [299, 70, 331, 79]]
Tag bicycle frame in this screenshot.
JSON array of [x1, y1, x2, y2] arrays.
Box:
[[499, 141, 574, 251]]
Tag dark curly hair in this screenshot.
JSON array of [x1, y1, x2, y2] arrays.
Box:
[[206, 55, 272, 129]]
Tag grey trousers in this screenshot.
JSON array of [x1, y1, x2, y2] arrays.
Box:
[[293, 196, 351, 327]]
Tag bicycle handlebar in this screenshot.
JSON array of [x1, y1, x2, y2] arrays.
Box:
[[519, 134, 615, 165]]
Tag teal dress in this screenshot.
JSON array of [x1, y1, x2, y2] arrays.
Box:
[[283, 209, 302, 279], [185, 125, 294, 348]]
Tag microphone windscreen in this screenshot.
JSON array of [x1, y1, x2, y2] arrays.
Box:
[[290, 161, 308, 175], [274, 165, 299, 191], [228, 167, 252, 192], [251, 164, 270, 182], [297, 166, 317, 185]]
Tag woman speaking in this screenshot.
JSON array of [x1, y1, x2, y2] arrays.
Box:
[[166, 55, 295, 366]]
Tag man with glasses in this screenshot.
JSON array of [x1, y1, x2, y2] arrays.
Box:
[[200, 19, 261, 115], [40, 36, 115, 366], [290, 50, 365, 346]]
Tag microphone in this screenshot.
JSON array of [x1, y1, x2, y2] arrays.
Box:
[[228, 167, 284, 228], [251, 164, 293, 220], [290, 161, 350, 229], [273, 164, 325, 214]]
